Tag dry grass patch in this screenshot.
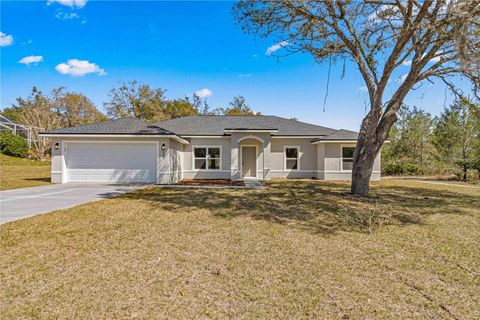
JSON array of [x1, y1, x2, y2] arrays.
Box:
[[0, 154, 50, 190], [1, 179, 479, 319]]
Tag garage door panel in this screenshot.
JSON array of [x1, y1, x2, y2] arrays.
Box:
[[66, 143, 157, 183]]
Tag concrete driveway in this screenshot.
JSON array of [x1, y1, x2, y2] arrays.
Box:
[[0, 184, 146, 224]]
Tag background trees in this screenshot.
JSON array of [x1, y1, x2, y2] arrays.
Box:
[[103, 81, 260, 120], [383, 98, 480, 180], [5, 87, 105, 160], [382, 105, 435, 175], [103, 81, 171, 121], [214, 96, 258, 115], [433, 98, 480, 180], [234, 0, 480, 195], [52, 88, 107, 127], [15, 88, 62, 160]]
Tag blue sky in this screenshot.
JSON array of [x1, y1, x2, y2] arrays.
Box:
[[0, 0, 465, 130]]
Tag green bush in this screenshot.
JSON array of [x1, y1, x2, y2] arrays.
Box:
[[0, 131, 29, 157], [382, 162, 422, 175]]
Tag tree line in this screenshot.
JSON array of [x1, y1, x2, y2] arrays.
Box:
[[0, 81, 258, 159], [382, 97, 480, 181]]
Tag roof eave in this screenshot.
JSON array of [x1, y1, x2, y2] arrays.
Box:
[[223, 129, 279, 134], [311, 139, 358, 144], [39, 133, 190, 144]]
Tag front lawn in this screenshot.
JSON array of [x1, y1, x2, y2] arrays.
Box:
[[0, 153, 51, 190], [1, 179, 478, 319]]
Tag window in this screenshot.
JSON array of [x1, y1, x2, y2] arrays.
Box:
[[342, 147, 355, 170], [285, 147, 299, 170], [194, 147, 221, 170]]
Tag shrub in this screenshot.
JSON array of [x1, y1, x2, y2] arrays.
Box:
[[0, 131, 29, 157], [382, 162, 422, 175]]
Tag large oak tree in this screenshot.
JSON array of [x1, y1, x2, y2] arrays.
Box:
[[234, 0, 480, 195]]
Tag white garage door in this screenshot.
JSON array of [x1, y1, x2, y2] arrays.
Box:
[[66, 142, 157, 183]]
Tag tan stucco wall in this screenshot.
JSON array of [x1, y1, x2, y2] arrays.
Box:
[[270, 138, 318, 179], [182, 137, 231, 180], [230, 133, 272, 180], [50, 136, 382, 183], [238, 138, 263, 178], [320, 143, 381, 181], [165, 139, 183, 183]]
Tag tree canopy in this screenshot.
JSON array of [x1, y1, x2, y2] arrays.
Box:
[[234, 0, 480, 195], [215, 96, 258, 115]]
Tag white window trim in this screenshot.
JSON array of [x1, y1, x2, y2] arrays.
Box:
[[240, 144, 259, 179], [283, 145, 301, 171], [340, 144, 356, 172], [192, 145, 222, 171]]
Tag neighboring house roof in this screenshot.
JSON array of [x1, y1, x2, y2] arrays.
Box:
[[157, 115, 337, 136], [42, 117, 176, 135]]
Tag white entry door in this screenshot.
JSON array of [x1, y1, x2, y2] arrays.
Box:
[[66, 142, 157, 183]]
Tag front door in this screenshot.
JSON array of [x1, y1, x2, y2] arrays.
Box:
[[242, 146, 256, 178]]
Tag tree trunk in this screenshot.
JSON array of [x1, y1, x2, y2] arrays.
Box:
[[351, 141, 377, 196], [463, 163, 467, 181], [351, 103, 397, 196]]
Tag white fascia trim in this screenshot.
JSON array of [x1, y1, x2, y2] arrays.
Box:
[[271, 170, 314, 173], [272, 136, 323, 139], [311, 140, 358, 144], [182, 135, 228, 139], [183, 170, 230, 173], [40, 134, 189, 144], [224, 129, 279, 133]]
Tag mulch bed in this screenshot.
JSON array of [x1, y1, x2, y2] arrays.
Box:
[[179, 179, 245, 187]]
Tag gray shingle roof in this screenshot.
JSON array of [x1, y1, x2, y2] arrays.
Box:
[[43, 117, 175, 135], [43, 115, 359, 140], [157, 115, 338, 136], [311, 129, 358, 142]]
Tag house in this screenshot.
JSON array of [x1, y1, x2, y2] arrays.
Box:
[[40, 115, 381, 184]]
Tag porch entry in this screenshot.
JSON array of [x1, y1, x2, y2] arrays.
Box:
[[241, 146, 257, 178]]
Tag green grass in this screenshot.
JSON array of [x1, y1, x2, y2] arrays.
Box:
[[0, 153, 50, 190], [1, 179, 478, 319]]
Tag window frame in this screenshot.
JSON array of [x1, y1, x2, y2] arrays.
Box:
[[192, 145, 222, 171], [340, 145, 355, 172], [283, 146, 300, 171]]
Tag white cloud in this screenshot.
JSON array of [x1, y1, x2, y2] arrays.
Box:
[[47, 0, 87, 8], [429, 56, 441, 63], [265, 41, 290, 56], [194, 88, 213, 98], [0, 32, 13, 47], [397, 73, 408, 84], [55, 11, 79, 20], [55, 59, 106, 76], [359, 86, 368, 92], [19, 55, 44, 65], [238, 73, 252, 78], [402, 60, 412, 66]]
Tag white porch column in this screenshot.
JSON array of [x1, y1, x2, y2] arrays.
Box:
[[230, 134, 240, 180], [262, 136, 272, 180]]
